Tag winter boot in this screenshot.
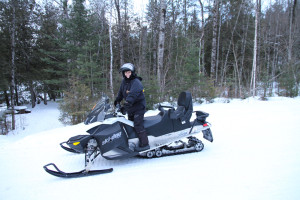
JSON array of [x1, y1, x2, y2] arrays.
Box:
[[135, 130, 150, 152]]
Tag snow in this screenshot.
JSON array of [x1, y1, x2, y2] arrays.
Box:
[[1, 97, 300, 200]]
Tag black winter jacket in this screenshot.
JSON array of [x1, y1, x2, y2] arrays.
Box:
[[116, 76, 146, 115]]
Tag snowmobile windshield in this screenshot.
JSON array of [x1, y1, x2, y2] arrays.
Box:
[[84, 95, 111, 125]]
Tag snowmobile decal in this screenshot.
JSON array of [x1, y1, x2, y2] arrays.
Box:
[[102, 132, 122, 146], [44, 91, 213, 178], [73, 142, 80, 146]]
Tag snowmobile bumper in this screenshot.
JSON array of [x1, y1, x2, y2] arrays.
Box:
[[43, 163, 113, 178], [65, 135, 93, 153], [60, 142, 82, 154]]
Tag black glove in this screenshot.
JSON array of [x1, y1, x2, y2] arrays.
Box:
[[114, 100, 119, 107], [124, 101, 132, 110], [120, 106, 127, 115], [119, 101, 132, 115]]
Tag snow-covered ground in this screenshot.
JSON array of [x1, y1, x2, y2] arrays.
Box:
[[0, 97, 300, 200]]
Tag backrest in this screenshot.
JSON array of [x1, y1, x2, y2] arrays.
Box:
[[177, 91, 193, 121]]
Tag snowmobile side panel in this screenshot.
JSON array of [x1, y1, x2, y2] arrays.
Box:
[[91, 121, 139, 160], [43, 163, 113, 178], [122, 123, 136, 139]]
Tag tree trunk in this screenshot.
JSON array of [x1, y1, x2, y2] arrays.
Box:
[[220, 0, 244, 87], [14, 85, 19, 106], [138, 26, 147, 76], [183, 0, 187, 36], [29, 81, 36, 108], [250, 0, 260, 97], [44, 91, 47, 105], [210, 0, 219, 81], [114, 0, 124, 66], [240, 14, 250, 87], [198, 0, 205, 75], [157, 0, 167, 94], [4, 90, 10, 107], [288, 0, 297, 62], [216, 3, 222, 84], [232, 42, 242, 98], [256, 0, 261, 84], [109, 0, 114, 100], [10, 0, 16, 130], [62, 0, 69, 19]]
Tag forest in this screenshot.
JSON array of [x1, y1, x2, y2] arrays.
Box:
[[0, 0, 299, 127]]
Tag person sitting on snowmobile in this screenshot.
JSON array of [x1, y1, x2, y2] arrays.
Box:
[[114, 63, 150, 152]]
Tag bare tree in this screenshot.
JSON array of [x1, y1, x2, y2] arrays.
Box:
[[157, 0, 167, 93], [210, 0, 219, 81], [250, 0, 261, 97], [10, 0, 17, 130], [288, 0, 297, 62], [198, 0, 205, 75], [109, 0, 114, 100], [138, 25, 147, 76], [220, 0, 244, 88], [114, 0, 124, 65], [215, 3, 222, 83]]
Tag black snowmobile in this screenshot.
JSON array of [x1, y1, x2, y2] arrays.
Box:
[[43, 91, 213, 178]]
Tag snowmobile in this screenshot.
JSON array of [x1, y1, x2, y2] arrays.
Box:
[[43, 91, 213, 178]]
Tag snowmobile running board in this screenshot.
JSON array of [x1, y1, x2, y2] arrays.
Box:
[[43, 163, 113, 178]]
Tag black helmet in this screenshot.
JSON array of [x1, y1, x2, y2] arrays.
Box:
[[119, 63, 135, 73]]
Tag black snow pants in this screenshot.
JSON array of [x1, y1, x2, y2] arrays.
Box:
[[128, 110, 149, 147]]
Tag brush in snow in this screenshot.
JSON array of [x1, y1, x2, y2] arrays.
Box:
[[43, 91, 213, 178]]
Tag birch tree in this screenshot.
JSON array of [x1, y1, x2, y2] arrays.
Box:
[[157, 0, 166, 93], [114, 0, 124, 65], [210, 0, 219, 81], [109, 0, 114, 100], [198, 0, 205, 75], [251, 0, 261, 97]]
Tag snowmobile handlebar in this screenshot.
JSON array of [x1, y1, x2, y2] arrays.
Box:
[[114, 104, 127, 116]]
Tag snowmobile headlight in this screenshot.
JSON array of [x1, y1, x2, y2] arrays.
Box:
[[73, 142, 80, 146]]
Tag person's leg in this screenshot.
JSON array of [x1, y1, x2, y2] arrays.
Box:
[[133, 112, 149, 151]]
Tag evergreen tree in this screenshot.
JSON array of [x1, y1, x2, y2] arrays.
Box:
[[37, 3, 63, 100]]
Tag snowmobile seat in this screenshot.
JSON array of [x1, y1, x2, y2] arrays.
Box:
[[170, 91, 193, 123], [144, 114, 164, 129], [143, 107, 174, 137]]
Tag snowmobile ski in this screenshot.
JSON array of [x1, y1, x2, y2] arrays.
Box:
[[43, 163, 113, 178]]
